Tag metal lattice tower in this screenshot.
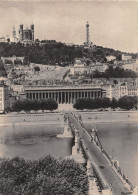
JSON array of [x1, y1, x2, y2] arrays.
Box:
[[86, 21, 90, 45]]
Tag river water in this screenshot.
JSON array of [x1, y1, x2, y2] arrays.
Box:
[[0, 112, 137, 186], [0, 113, 73, 160]]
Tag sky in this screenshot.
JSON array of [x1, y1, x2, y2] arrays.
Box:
[[0, 1, 137, 53]]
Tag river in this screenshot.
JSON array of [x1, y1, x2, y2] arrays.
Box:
[[0, 112, 137, 186], [0, 113, 73, 159]]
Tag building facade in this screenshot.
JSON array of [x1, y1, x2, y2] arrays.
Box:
[[122, 54, 132, 61], [127, 85, 138, 96], [0, 85, 9, 113], [0, 36, 8, 43], [19, 24, 34, 45], [102, 85, 113, 99], [106, 56, 116, 62], [119, 83, 128, 98], [11, 26, 19, 43], [25, 85, 105, 104]]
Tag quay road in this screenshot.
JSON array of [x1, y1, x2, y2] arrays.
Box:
[[68, 113, 129, 195]]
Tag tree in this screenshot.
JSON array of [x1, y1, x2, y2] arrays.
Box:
[[73, 99, 86, 110], [116, 53, 122, 61], [31, 100, 40, 113], [111, 98, 118, 109], [118, 96, 136, 110], [73, 97, 110, 110], [11, 100, 23, 112], [113, 80, 118, 85], [11, 99, 58, 113], [100, 97, 111, 108], [46, 98, 58, 111], [133, 96, 138, 110], [85, 98, 95, 110], [22, 100, 32, 113], [0, 61, 7, 77], [40, 99, 48, 112], [34, 66, 40, 71], [0, 156, 88, 195]]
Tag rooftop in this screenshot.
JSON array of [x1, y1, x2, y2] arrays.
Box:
[[25, 85, 102, 91]]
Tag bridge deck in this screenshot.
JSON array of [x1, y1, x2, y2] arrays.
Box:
[[68, 113, 129, 195]]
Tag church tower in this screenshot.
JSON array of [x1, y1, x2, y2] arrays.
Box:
[[30, 24, 34, 42], [12, 26, 16, 38], [19, 24, 23, 41]]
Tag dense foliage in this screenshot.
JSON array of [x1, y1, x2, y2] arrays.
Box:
[[90, 66, 137, 79], [73, 96, 138, 110], [0, 42, 83, 65], [34, 66, 40, 71], [73, 98, 111, 110], [0, 61, 7, 77], [0, 155, 88, 195], [11, 98, 58, 112], [118, 96, 138, 110], [0, 42, 137, 66]]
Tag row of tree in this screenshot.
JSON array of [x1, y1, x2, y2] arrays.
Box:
[[0, 155, 88, 195], [11, 98, 58, 112], [90, 66, 137, 79], [73, 96, 138, 110]]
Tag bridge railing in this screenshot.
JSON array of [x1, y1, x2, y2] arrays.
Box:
[[91, 129, 134, 192]]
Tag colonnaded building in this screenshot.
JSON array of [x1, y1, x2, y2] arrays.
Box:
[[25, 85, 106, 104]]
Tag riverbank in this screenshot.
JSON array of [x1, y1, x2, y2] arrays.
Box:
[[78, 111, 138, 124], [0, 112, 64, 127], [0, 111, 138, 126]]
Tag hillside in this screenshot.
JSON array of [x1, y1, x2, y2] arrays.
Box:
[[0, 41, 137, 66]]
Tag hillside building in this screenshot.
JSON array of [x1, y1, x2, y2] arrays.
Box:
[[102, 81, 138, 100], [1, 55, 24, 65], [127, 84, 138, 96], [10, 24, 34, 45], [0, 36, 8, 43], [0, 35, 10, 43], [106, 56, 116, 62], [10, 26, 19, 43], [122, 54, 132, 61]]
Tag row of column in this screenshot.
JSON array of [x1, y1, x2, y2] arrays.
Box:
[[26, 90, 102, 104]]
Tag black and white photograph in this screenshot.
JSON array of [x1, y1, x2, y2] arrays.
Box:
[[0, 1, 138, 195]]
